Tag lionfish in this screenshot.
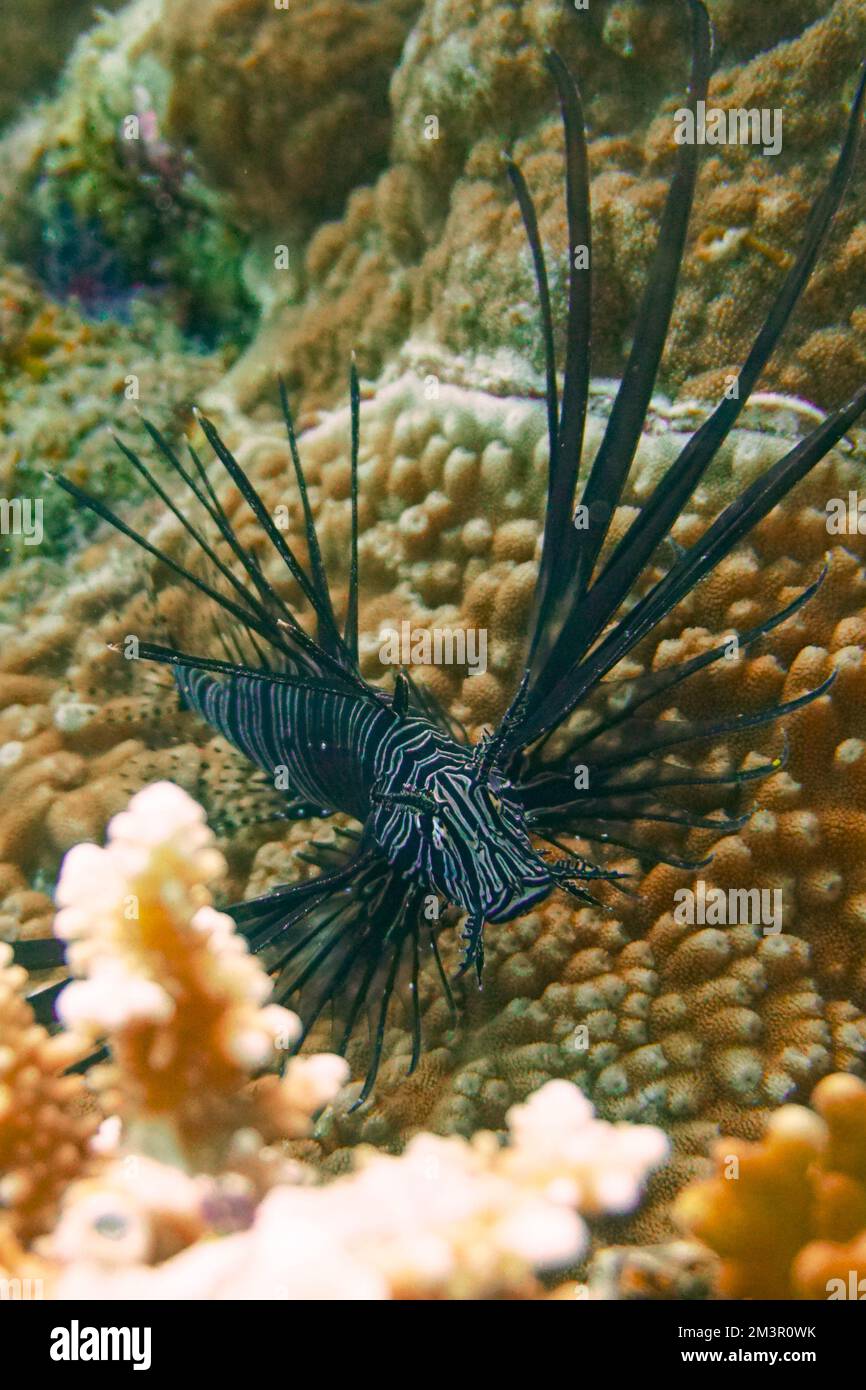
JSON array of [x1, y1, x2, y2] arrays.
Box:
[[20, 1, 866, 1103]]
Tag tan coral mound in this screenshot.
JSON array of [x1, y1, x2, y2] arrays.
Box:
[[158, 0, 422, 231], [675, 1071, 866, 1299], [224, 0, 866, 412], [6, 1, 860, 414]]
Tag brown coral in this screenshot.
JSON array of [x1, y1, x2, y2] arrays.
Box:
[[223, 0, 866, 414], [0, 0, 122, 127], [0, 0, 865, 1252], [158, 0, 422, 231], [0, 785, 670, 1301]]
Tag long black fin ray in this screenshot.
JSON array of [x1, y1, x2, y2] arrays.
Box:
[[137, 417, 321, 656], [530, 47, 593, 648], [111, 430, 296, 644], [520, 747, 785, 809], [566, 0, 712, 601], [278, 375, 341, 648], [581, 58, 866, 648], [53, 462, 367, 692], [233, 835, 438, 1105], [192, 408, 349, 661], [504, 158, 559, 501], [344, 360, 361, 662], [522, 571, 823, 776], [520, 57, 866, 729], [515, 383, 866, 748]]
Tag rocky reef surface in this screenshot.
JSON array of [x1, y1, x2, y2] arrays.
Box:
[[1, 0, 866, 1297]]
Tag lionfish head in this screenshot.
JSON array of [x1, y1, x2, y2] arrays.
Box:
[[371, 752, 553, 925]]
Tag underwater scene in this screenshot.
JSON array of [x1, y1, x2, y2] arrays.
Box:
[[2, 0, 866, 1322]]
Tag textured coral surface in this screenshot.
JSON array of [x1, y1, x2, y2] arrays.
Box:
[[223, 0, 866, 411], [2, 375, 864, 1251], [0, 0, 865, 1275], [0, 943, 97, 1240]]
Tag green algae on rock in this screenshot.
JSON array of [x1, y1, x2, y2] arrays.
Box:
[[0, 0, 423, 351], [0, 259, 227, 573]]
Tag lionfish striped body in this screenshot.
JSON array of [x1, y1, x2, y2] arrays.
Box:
[[26, 2, 866, 1103], [180, 662, 552, 925]]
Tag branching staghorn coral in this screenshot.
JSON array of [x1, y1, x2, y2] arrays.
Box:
[[54, 780, 349, 1166], [675, 1071, 866, 1299]]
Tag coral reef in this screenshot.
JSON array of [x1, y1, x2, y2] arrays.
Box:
[[0, 0, 422, 346], [221, 0, 866, 411], [1, 0, 866, 1280], [1, 372, 864, 1250], [54, 781, 346, 1167], [43, 1077, 666, 1300], [577, 1238, 718, 1301], [0, 785, 668, 1299], [0, 0, 123, 129], [676, 1072, 866, 1299], [158, 0, 422, 231], [0, 1, 253, 339], [5, 1, 865, 413]]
